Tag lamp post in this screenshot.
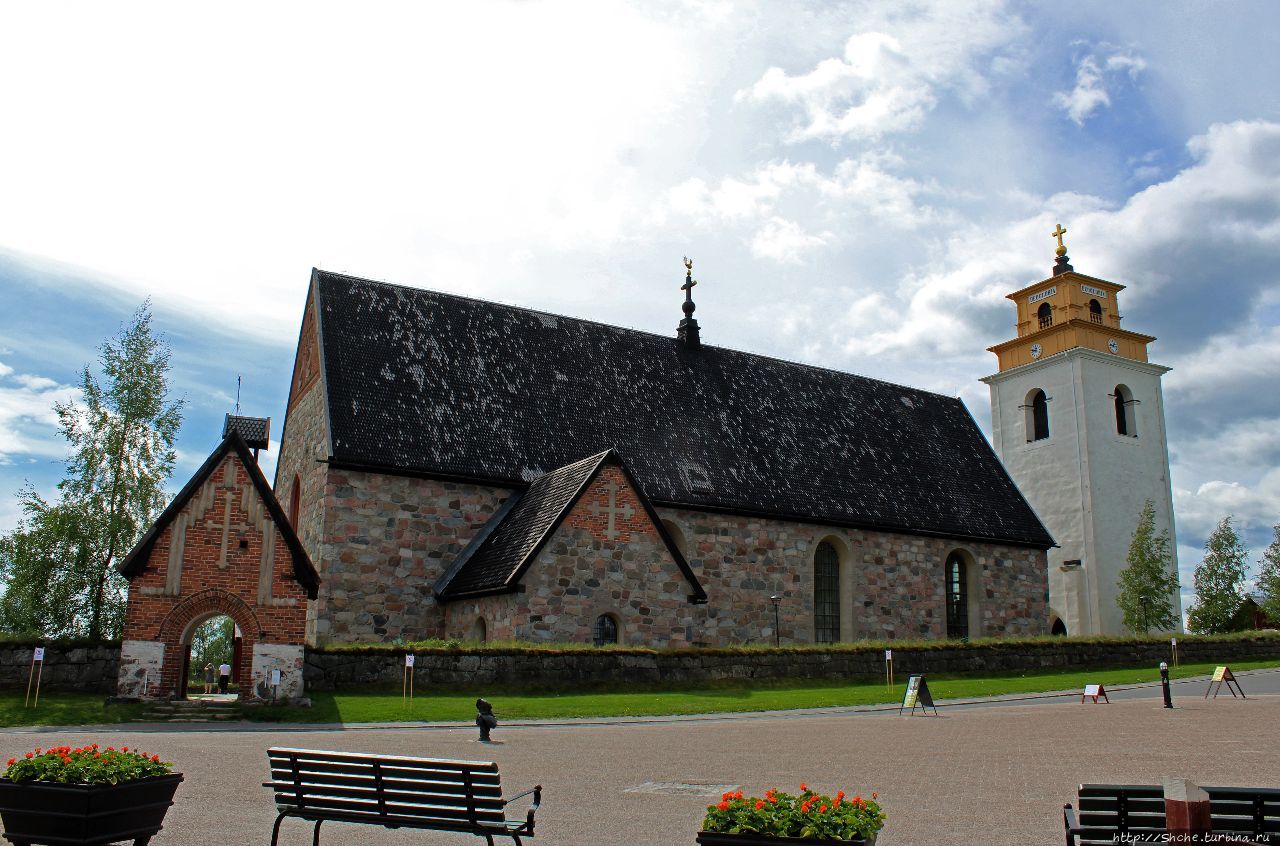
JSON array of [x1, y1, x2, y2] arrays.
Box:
[[1160, 662, 1173, 709], [770, 595, 781, 647]]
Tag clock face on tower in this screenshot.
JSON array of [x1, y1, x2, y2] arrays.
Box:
[[1030, 343, 1042, 359], [1108, 339, 1119, 354]]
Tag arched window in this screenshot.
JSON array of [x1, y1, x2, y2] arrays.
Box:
[[1037, 302, 1053, 329], [288, 475, 301, 528], [945, 552, 969, 640], [660, 519, 688, 558], [813, 541, 840, 643], [471, 617, 487, 643], [592, 614, 618, 646], [1114, 385, 1137, 437], [1089, 299, 1103, 324], [1025, 389, 1050, 442], [1050, 617, 1068, 636]]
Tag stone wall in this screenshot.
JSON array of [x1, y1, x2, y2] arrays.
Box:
[[0, 643, 119, 693], [305, 633, 1280, 690]]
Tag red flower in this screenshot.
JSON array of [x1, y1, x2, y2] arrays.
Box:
[[801, 802, 811, 813], [769, 795, 778, 804], [871, 792, 878, 800], [755, 800, 765, 810], [121, 746, 128, 752], [836, 791, 845, 801], [820, 805, 828, 813], [24, 753, 32, 759], [6, 759, 13, 766], [734, 791, 743, 800], [799, 782, 808, 791], [151, 755, 160, 762], [717, 801, 729, 811]]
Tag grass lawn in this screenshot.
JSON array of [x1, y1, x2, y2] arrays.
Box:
[[1, 659, 1275, 728]]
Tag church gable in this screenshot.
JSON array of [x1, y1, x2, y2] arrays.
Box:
[[434, 450, 704, 603], [119, 433, 319, 600], [285, 279, 322, 414]]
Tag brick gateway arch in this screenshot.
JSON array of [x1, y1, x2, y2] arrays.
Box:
[[116, 427, 318, 701]]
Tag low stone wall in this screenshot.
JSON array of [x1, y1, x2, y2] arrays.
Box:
[[304, 633, 1280, 690], [0, 642, 120, 694]]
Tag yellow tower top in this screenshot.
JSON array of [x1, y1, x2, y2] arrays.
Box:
[[986, 226, 1156, 372]]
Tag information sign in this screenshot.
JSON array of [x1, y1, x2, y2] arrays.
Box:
[[1206, 666, 1245, 700], [402, 653, 416, 706], [270, 668, 281, 687], [1081, 683, 1109, 704], [405, 654, 415, 667], [899, 675, 938, 716], [32, 647, 45, 662], [25, 647, 45, 708]]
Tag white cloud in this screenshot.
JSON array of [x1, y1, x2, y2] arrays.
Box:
[[1053, 46, 1147, 125], [749, 217, 832, 263], [0, 362, 77, 464], [736, 1, 1025, 143]]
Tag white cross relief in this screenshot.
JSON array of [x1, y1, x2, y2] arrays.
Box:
[[589, 481, 634, 540]]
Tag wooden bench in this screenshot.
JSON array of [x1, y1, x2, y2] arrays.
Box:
[[1064, 783, 1280, 845], [264, 747, 541, 846]]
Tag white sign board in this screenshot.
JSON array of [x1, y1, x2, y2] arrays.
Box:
[[1083, 684, 1101, 697], [1028, 286, 1057, 305], [885, 649, 892, 660], [32, 647, 44, 662], [1080, 284, 1108, 298], [270, 669, 281, 687], [405, 654, 415, 668], [1171, 638, 1177, 646]]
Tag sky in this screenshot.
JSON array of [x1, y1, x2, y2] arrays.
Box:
[[2, 1, 1279, 618]]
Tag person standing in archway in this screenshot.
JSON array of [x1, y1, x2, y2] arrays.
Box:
[[203, 663, 215, 695], [218, 661, 232, 695]]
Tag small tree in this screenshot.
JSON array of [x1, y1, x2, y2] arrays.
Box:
[[1257, 524, 1280, 626], [0, 303, 183, 639], [1116, 499, 1179, 634], [1187, 516, 1249, 634]]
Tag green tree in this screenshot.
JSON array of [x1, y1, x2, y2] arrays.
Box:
[[1187, 516, 1250, 634], [188, 617, 235, 686], [1116, 499, 1180, 634], [1257, 524, 1280, 626], [0, 303, 183, 639]]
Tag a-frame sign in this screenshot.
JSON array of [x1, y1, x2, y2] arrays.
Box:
[[1205, 666, 1246, 699], [900, 675, 938, 716]]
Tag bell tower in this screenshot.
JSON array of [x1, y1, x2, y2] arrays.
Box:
[[980, 226, 1181, 635]]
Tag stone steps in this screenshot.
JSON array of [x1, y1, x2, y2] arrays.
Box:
[[130, 700, 243, 723]]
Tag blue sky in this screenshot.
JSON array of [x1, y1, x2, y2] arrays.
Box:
[[2, 1, 1279, 614]]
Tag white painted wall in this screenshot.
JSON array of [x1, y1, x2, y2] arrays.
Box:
[[983, 347, 1182, 635], [117, 640, 165, 700]]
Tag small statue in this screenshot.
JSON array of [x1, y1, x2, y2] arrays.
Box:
[[476, 698, 498, 742]]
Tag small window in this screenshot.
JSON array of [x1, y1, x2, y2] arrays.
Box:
[[1089, 299, 1103, 324], [471, 617, 487, 643], [1114, 385, 1137, 437], [1050, 618, 1068, 636], [945, 552, 969, 640], [592, 614, 618, 646], [1037, 302, 1053, 329], [288, 475, 301, 528], [813, 541, 840, 643], [1025, 389, 1050, 442]]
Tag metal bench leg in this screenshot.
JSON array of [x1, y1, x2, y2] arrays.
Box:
[[312, 819, 323, 846], [271, 811, 288, 846]]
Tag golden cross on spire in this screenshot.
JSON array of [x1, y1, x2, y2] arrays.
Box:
[[682, 256, 696, 292], [1051, 223, 1068, 257]]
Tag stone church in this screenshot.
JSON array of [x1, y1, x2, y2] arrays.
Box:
[[271, 265, 1054, 647]]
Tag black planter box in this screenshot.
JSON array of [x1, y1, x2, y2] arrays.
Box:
[[0, 773, 182, 845], [697, 832, 874, 845]]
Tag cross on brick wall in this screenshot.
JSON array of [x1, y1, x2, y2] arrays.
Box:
[[589, 481, 634, 540]]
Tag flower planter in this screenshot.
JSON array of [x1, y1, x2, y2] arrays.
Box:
[[0, 773, 183, 846], [697, 832, 875, 845]]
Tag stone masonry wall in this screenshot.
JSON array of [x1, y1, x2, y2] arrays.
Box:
[[444, 465, 704, 646], [0, 643, 119, 693], [654, 506, 1047, 644], [319, 467, 513, 642], [304, 633, 1280, 689]]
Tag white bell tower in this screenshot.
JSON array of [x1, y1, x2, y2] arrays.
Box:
[[980, 227, 1181, 635]]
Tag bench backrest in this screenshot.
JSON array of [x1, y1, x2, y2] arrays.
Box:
[[266, 747, 508, 829], [1074, 784, 1166, 843], [1075, 784, 1280, 843]]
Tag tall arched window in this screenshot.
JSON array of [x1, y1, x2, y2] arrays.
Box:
[[1025, 389, 1050, 442], [592, 614, 618, 646], [1089, 299, 1103, 324], [288, 475, 301, 528], [813, 541, 840, 643], [1037, 302, 1053, 329], [1114, 385, 1137, 437], [945, 552, 969, 640], [471, 617, 487, 642]]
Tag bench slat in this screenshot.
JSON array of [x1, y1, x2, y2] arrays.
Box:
[[270, 793, 508, 822], [268, 769, 503, 796], [270, 759, 501, 783], [269, 749, 497, 772], [266, 780, 506, 810]]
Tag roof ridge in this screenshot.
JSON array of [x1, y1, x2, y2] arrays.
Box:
[[313, 269, 960, 402]]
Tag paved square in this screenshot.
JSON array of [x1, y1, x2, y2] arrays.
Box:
[[5, 681, 1278, 845]]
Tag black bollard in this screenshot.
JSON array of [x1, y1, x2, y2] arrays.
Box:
[[476, 698, 498, 742], [1160, 661, 1173, 709]]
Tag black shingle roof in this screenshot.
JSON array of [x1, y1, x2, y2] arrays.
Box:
[[432, 449, 705, 601], [312, 269, 1053, 549]]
